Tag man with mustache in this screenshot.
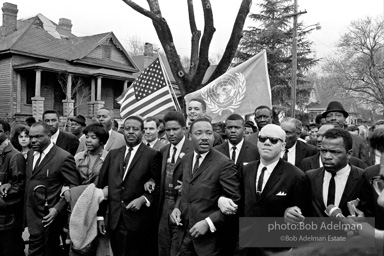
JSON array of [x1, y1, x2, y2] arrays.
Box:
[[97, 116, 161, 256], [170, 118, 240, 256]]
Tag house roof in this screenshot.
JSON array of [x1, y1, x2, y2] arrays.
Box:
[[0, 13, 139, 73]]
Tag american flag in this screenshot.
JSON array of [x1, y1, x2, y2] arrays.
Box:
[[118, 58, 176, 119]]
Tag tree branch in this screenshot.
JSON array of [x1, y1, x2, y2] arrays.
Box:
[[187, 0, 201, 78]]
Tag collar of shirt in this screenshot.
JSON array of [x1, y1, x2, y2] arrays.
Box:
[[169, 136, 186, 162], [193, 150, 209, 166], [122, 143, 142, 180], [147, 139, 158, 148], [51, 130, 60, 144], [228, 139, 244, 163], [318, 154, 323, 168], [282, 142, 297, 165]]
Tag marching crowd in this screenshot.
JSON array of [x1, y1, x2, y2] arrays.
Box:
[[0, 99, 384, 256]]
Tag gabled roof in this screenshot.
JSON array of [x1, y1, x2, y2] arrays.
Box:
[[0, 13, 139, 73]]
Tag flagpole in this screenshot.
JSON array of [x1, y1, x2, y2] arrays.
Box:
[[158, 53, 182, 112]]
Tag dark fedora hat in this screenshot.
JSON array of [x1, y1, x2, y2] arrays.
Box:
[[322, 101, 349, 118], [69, 115, 86, 126]]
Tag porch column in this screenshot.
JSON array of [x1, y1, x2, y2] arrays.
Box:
[[31, 69, 44, 121], [16, 72, 21, 113], [96, 76, 102, 101], [62, 73, 74, 117]]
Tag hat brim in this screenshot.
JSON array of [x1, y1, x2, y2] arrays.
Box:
[[69, 118, 86, 126], [322, 110, 349, 119]]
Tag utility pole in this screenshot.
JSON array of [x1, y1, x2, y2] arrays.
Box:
[[291, 0, 298, 118]]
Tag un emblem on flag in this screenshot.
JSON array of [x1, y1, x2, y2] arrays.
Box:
[[202, 73, 246, 115]]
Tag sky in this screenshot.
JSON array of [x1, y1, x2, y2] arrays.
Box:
[[5, 0, 384, 63]]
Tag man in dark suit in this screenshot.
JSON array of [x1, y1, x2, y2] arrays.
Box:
[[170, 118, 241, 256], [322, 101, 370, 166], [280, 117, 317, 170], [214, 114, 259, 256], [285, 128, 373, 223], [156, 111, 193, 256], [97, 116, 162, 256], [302, 124, 366, 172], [245, 105, 273, 146], [25, 122, 81, 256], [239, 124, 308, 256], [43, 110, 79, 155]]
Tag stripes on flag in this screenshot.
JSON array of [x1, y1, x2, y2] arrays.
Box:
[[118, 58, 176, 119]]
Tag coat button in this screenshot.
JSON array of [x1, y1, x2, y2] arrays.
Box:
[[121, 201, 124, 204], [122, 186, 125, 190]]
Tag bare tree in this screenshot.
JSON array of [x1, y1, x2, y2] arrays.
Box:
[[323, 16, 384, 111], [121, 0, 252, 97], [126, 34, 145, 55]]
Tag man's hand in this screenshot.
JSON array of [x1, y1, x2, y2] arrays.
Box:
[[170, 208, 182, 226], [126, 196, 145, 211], [284, 206, 305, 224], [189, 220, 209, 238], [98, 220, 106, 235], [174, 180, 182, 193], [0, 183, 11, 197], [144, 180, 155, 193], [218, 196, 238, 215], [42, 208, 58, 227]]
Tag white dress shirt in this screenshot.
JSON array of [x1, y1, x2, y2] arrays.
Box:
[[50, 130, 60, 144], [122, 143, 141, 180], [322, 164, 351, 207], [281, 142, 297, 166], [256, 159, 279, 192], [228, 139, 244, 164]]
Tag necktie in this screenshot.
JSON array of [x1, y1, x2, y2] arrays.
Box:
[[327, 170, 337, 206], [231, 146, 237, 163], [34, 153, 42, 172], [257, 167, 267, 193], [171, 146, 177, 164], [282, 148, 289, 161], [124, 147, 133, 171], [192, 154, 201, 176]]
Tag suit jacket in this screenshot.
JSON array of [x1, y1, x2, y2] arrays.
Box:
[[293, 140, 318, 170], [157, 138, 193, 218], [176, 149, 241, 255], [241, 159, 308, 218], [76, 130, 125, 154], [214, 140, 260, 170], [351, 133, 370, 167], [305, 165, 374, 218], [97, 143, 162, 231], [301, 153, 366, 172], [56, 130, 79, 156], [364, 164, 384, 229], [25, 145, 80, 236]]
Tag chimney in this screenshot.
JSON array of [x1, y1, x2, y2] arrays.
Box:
[[144, 42, 153, 57], [2, 2, 18, 37], [58, 18, 72, 33]]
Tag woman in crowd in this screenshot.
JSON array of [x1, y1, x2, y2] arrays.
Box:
[[10, 124, 30, 159]]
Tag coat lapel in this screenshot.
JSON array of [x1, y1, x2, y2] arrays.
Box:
[[118, 147, 126, 179], [249, 161, 260, 204], [237, 142, 247, 166], [313, 167, 326, 209], [339, 165, 359, 208], [191, 150, 212, 181], [174, 139, 191, 170], [105, 131, 115, 151], [31, 145, 57, 178], [124, 143, 144, 179]]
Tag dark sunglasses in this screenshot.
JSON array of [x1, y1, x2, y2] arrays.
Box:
[[258, 136, 283, 144], [369, 176, 384, 196]]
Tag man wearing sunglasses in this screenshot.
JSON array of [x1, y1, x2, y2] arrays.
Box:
[[239, 124, 308, 255], [285, 128, 374, 223]]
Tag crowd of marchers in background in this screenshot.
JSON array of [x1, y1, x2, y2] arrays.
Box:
[[1, 100, 384, 256]]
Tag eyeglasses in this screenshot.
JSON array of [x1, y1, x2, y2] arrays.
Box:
[[258, 136, 283, 144], [370, 176, 384, 195]]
